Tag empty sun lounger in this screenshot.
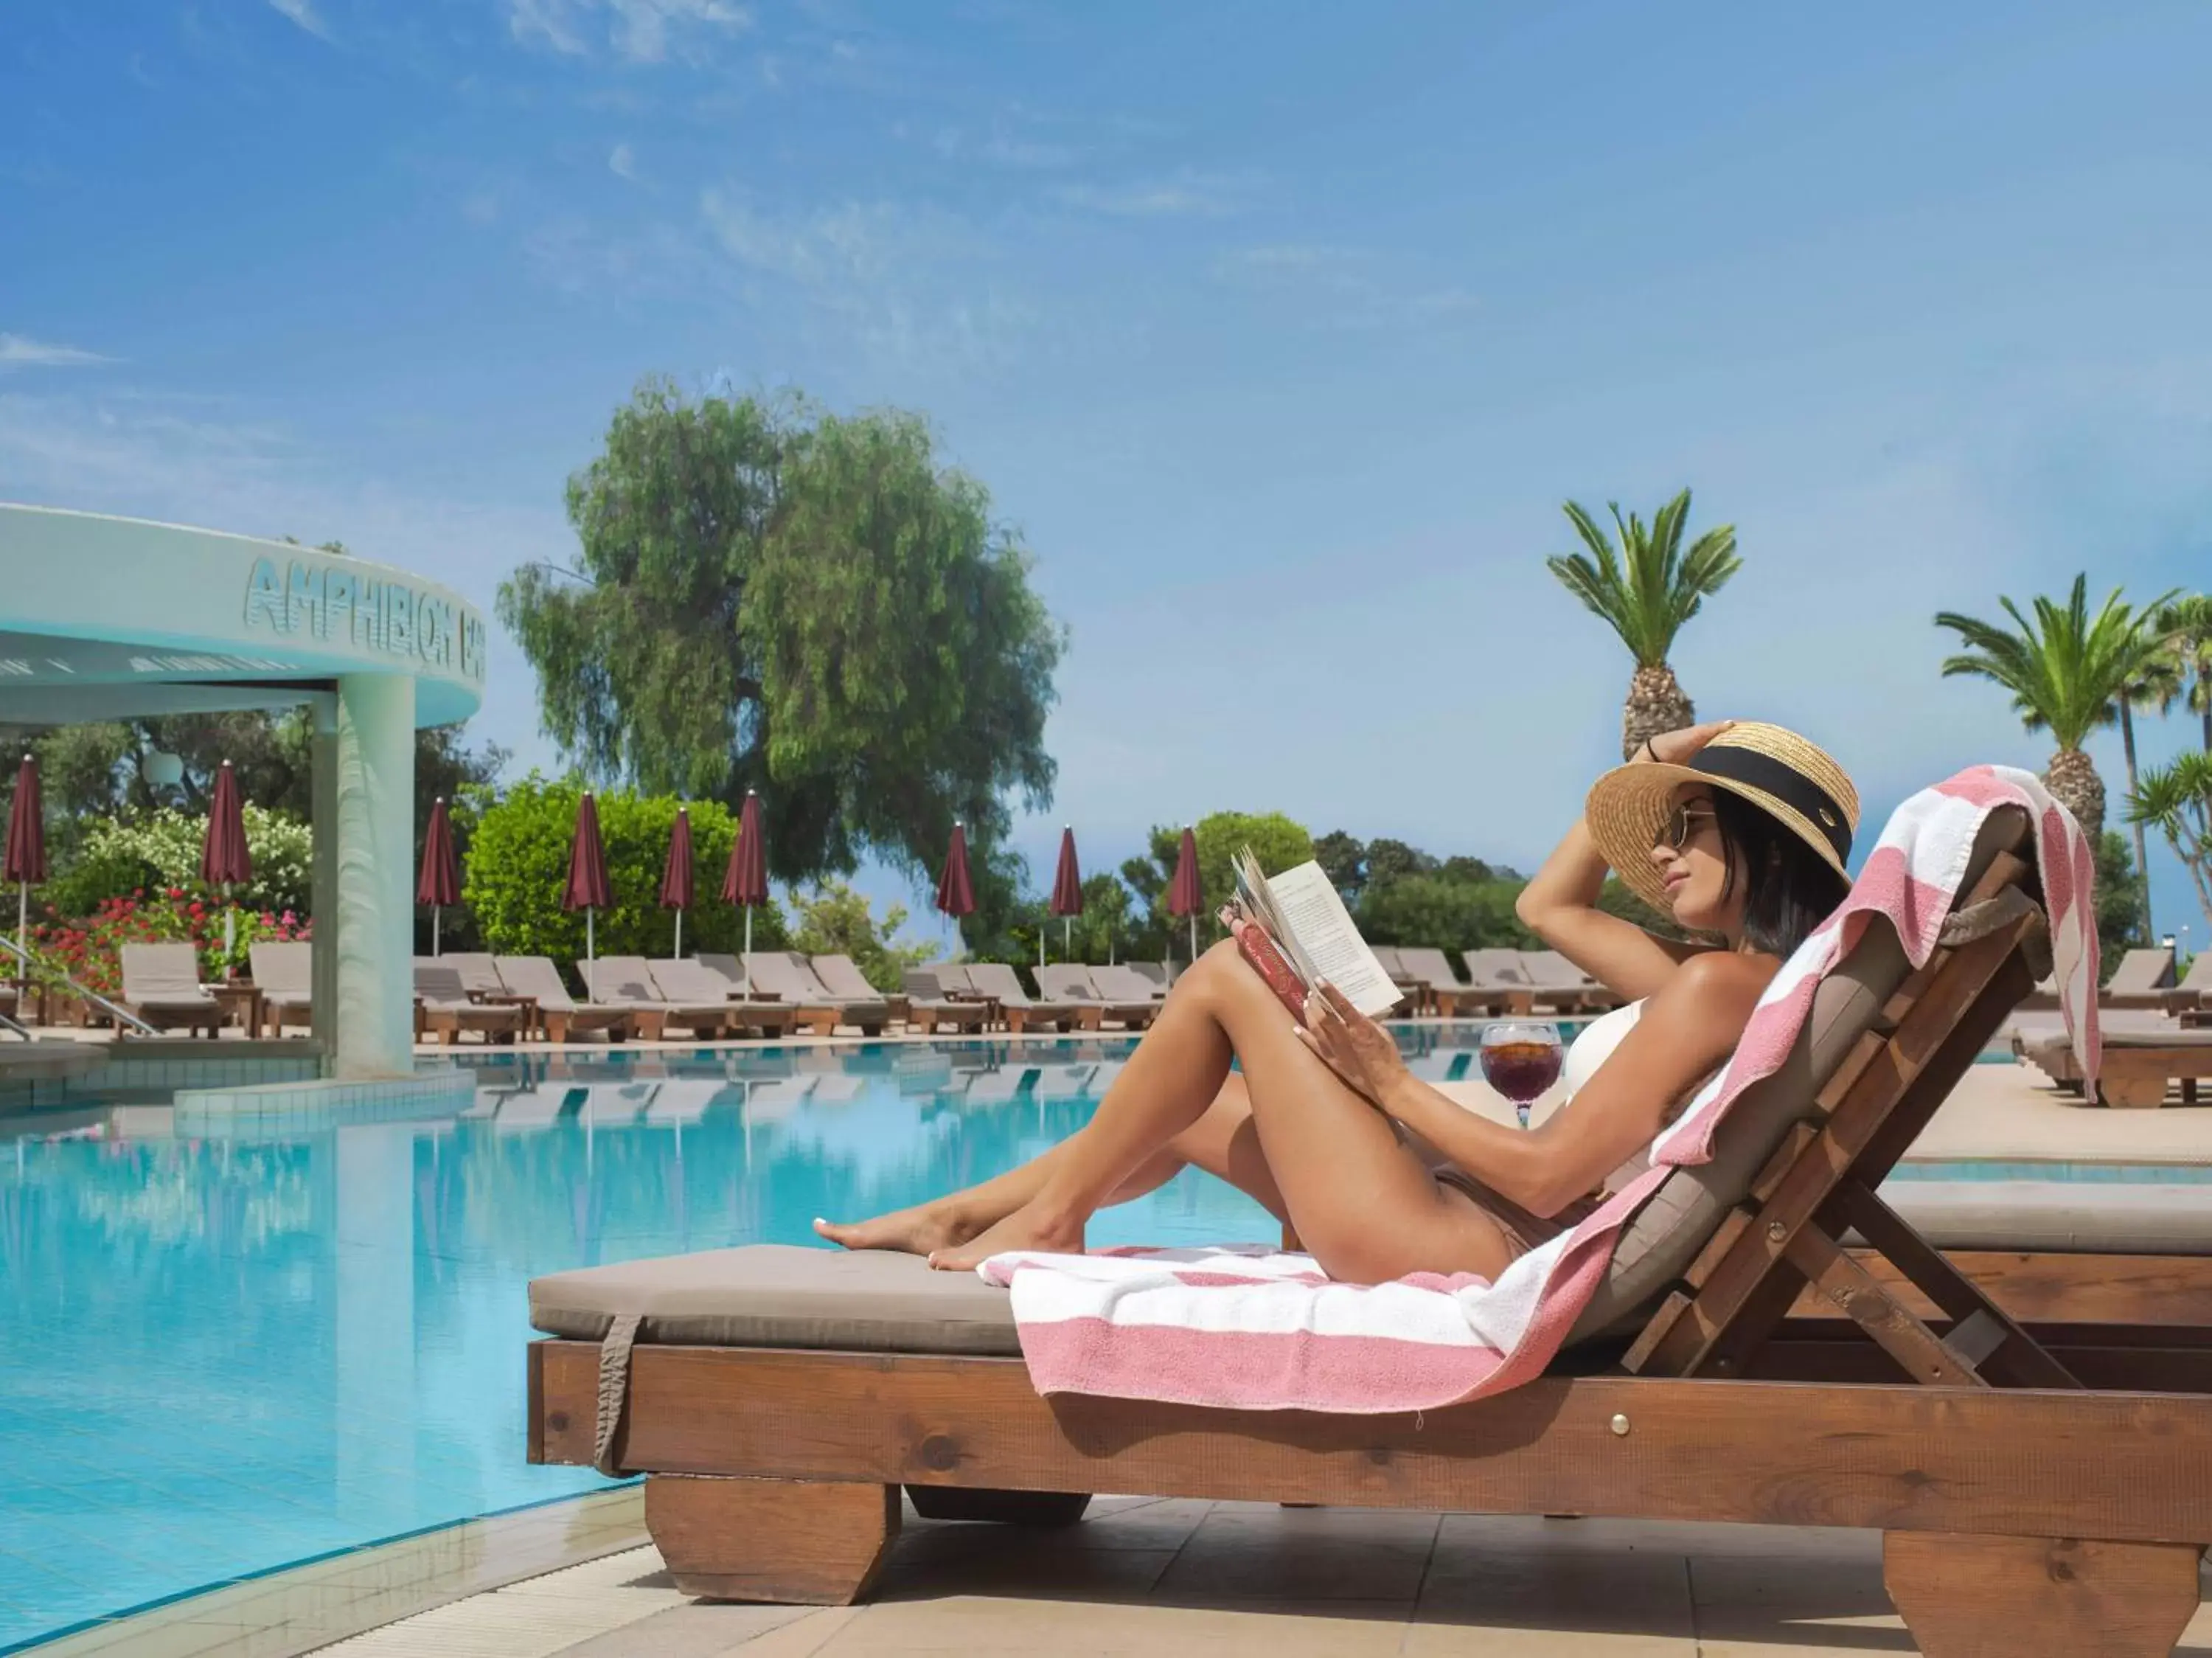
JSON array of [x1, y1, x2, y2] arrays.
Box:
[[961, 961, 1097, 1033], [1091, 962, 1168, 1003], [493, 956, 639, 1044], [1394, 947, 1481, 1017], [2017, 1020, 2212, 1108], [1520, 948, 1621, 1014], [117, 943, 224, 1038], [582, 957, 751, 1041], [248, 940, 313, 1036], [1034, 963, 1158, 1030], [2103, 946, 2183, 1010], [650, 958, 796, 1039], [1459, 948, 1540, 1016], [414, 960, 526, 1045], [527, 802, 2212, 1656], [898, 968, 991, 1034], [811, 954, 912, 1027], [740, 953, 890, 1036], [2168, 953, 2211, 1022]]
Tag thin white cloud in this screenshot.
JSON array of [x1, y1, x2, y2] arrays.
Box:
[[264, 0, 333, 41], [1211, 245, 1478, 330], [608, 142, 638, 181], [0, 334, 116, 372], [1051, 169, 1251, 218], [508, 0, 751, 63]]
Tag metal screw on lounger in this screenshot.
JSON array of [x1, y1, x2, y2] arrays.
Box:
[[1610, 1414, 1630, 1437], [1767, 1221, 1787, 1241]]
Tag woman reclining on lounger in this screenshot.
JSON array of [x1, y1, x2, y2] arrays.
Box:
[[818, 721, 1859, 1283]]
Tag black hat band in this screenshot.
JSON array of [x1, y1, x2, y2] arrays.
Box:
[[1688, 746, 1852, 863]]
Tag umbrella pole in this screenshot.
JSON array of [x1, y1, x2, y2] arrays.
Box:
[[1188, 915, 1197, 965], [675, 909, 683, 960], [15, 881, 26, 996], [1064, 917, 1071, 957], [433, 905, 441, 958], [223, 885, 236, 965], [743, 907, 753, 957], [587, 908, 597, 1002]]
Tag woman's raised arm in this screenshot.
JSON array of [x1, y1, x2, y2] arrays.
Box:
[[1514, 721, 1736, 1003]]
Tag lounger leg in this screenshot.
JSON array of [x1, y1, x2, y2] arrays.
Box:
[[903, 1486, 1090, 1526], [645, 1474, 900, 1605], [1883, 1532, 2202, 1657]]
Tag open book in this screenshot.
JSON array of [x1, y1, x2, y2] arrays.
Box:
[[1228, 847, 1404, 1019]]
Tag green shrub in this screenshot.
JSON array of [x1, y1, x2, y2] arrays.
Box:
[[1122, 810, 1314, 957], [44, 806, 313, 920], [462, 776, 789, 977]]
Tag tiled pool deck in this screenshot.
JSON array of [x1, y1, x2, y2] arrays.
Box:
[[41, 1489, 2212, 1657]]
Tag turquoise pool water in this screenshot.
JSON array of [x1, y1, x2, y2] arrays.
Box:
[[0, 1027, 2169, 1648]]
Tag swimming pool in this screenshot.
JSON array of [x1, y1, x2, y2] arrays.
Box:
[[0, 1027, 2140, 1649]]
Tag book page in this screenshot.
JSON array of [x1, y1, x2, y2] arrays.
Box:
[[1264, 860, 1402, 1017]]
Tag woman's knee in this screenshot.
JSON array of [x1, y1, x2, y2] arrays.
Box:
[[1174, 937, 1270, 1015]]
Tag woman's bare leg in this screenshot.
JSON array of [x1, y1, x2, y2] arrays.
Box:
[[931, 941, 1514, 1283], [815, 1075, 1287, 1254]]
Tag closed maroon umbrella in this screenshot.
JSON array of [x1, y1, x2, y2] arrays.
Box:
[[5, 755, 46, 985], [936, 822, 975, 948], [201, 760, 252, 964], [1166, 824, 1202, 965], [661, 807, 696, 958], [563, 792, 612, 999], [722, 789, 768, 954], [1046, 825, 1082, 965], [417, 797, 462, 957]]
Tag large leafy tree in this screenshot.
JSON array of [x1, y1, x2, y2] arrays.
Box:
[[498, 380, 1063, 890], [1935, 577, 2176, 837], [1545, 489, 1742, 760]]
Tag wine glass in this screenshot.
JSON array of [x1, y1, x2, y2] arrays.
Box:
[[1479, 1021, 1564, 1128]]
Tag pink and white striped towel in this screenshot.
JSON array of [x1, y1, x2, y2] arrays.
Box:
[[979, 766, 2100, 1412]]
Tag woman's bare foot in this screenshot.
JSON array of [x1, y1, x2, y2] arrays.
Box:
[[927, 1200, 1087, 1272], [814, 1198, 976, 1256]]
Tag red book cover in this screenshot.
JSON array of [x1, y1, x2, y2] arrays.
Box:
[[1229, 915, 1310, 1024]]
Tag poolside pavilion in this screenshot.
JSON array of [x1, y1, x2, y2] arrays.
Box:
[[0, 502, 488, 1078]]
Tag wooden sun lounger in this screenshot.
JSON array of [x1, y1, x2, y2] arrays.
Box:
[[530, 805, 2212, 1652], [1034, 963, 1158, 1030], [2102, 946, 2186, 1012], [248, 940, 314, 1036], [117, 943, 225, 1038], [736, 953, 889, 1037], [900, 968, 992, 1034], [585, 957, 754, 1041], [414, 960, 526, 1045], [493, 956, 640, 1044], [2017, 1021, 2212, 1108], [1458, 948, 1540, 1016], [960, 962, 1099, 1033], [813, 954, 912, 1027], [1394, 947, 1481, 1017], [649, 958, 797, 1039]]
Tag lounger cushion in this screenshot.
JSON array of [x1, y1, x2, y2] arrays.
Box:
[[1882, 1182, 2212, 1253], [530, 1244, 1019, 1356], [1570, 806, 2031, 1342]]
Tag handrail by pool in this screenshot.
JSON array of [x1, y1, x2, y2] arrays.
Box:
[[0, 935, 159, 1036]]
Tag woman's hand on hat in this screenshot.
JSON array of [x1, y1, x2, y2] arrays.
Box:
[[1641, 721, 1737, 766]]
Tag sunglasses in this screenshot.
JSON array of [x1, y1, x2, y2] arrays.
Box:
[[1658, 802, 1717, 851]]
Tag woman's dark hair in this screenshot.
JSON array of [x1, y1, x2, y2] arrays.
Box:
[[1709, 790, 1852, 957]]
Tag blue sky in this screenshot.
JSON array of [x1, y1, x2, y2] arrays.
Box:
[[4, 1, 2210, 949]]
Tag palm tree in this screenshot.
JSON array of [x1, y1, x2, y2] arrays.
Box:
[[1546, 490, 1742, 760], [1934, 576, 2177, 839], [2117, 642, 2183, 940], [2126, 749, 2212, 934], [2154, 593, 2212, 752]]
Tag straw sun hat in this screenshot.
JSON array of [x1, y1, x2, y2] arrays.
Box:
[[1584, 722, 1860, 914]]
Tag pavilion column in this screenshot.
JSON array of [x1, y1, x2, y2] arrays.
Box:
[[310, 699, 339, 1063], [332, 673, 415, 1079]]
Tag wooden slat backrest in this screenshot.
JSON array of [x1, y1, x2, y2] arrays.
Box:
[[1623, 842, 2066, 1387]]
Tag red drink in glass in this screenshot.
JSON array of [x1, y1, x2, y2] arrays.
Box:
[[1478, 1022, 1564, 1128]]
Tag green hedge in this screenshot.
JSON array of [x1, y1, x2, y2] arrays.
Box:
[[462, 776, 788, 975]]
